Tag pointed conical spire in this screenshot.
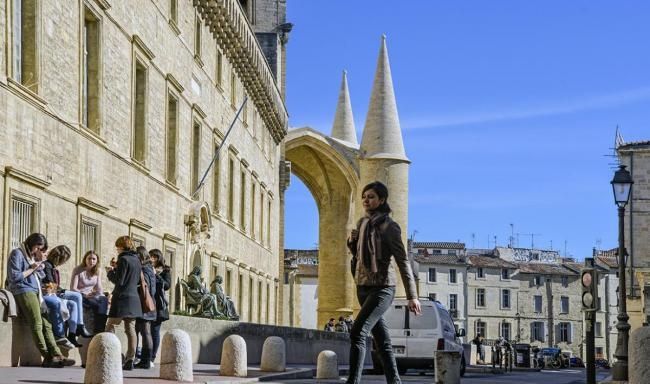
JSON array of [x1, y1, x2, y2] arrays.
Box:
[[360, 35, 408, 160], [330, 70, 358, 145]]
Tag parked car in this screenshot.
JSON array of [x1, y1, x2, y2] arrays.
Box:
[[540, 347, 569, 369], [371, 299, 466, 377], [569, 356, 585, 368]]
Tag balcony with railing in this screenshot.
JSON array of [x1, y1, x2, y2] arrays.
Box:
[[193, 0, 288, 142]]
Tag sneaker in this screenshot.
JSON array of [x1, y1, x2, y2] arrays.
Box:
[[41, 357, 63, 368], [150, 361, 155, 368], [55, 337, 76, 351], [134, 360, 152, 369]]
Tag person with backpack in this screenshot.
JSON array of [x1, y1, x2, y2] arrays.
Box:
[[149, 248, 170, 366]]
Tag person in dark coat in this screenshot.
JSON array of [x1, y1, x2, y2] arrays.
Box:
[[105, 236, 142, 370], [149, 248, 171, 366], [134, 246, 156, 369], [345, 181, 421, 384]]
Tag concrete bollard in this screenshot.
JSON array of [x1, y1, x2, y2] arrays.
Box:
[[260, 336, 286, 372], [159, 329, 193, 382], [220, 334, 247, 377], [629, 325, 650, 384], [434, 350, 461, 384], [316, 350, 339, 379], [84, 332, 123, 384]]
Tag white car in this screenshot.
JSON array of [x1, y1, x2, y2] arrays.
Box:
[[371, 298, 466, 376]]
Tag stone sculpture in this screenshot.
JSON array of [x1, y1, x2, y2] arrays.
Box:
[[181, 266, 222, 318], [210, 275, 239, 320]]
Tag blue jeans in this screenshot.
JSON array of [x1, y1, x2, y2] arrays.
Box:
[[83, 295, 109, 315], [44, 292, 84, 336], [347, 286, 399, 384]]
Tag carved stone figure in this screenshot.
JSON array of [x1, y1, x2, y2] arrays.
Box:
[[210, 275, 239, 320], [181, 266, 223, 318]]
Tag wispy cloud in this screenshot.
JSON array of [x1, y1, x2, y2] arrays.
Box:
[[402, 86, 650, 130]]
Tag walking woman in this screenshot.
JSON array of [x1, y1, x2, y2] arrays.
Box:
[[105, 236, 142, 370], [149, 248, 171, 366], [6, 233, 75, 367], [70, 250, 109, 334], [346, 181, 421, 384], [41, 245, 92, 347], [134, 246, 156, 369]]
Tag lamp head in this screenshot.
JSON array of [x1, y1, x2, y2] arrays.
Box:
[[611, 165, 633, 208]]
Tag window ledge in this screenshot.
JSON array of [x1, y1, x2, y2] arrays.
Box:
[[130, 158, 151, 174], [78, 124, 107, 146], [165, 179, 180, 192], [194, 55, 204, 68], [169, 19, 181, 36], [7, 78, 47, 108]]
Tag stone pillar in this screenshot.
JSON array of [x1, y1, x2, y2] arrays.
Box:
[[260, 336, 285, 372], [84, 332, 123, 384], [316, 350, 339, 379], [159, 329, 193, 382], [220, 334, 247, 377], [629, 325, 650, 384], [434, 351, 461, 384]]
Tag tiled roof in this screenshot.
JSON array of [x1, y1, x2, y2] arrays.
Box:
[[516, 263, 578, 276], [412, 242, 465, 250], [414, 254, 467, 265], [560, 262, 583, 274], [466, 248, 495, 256], [597, 256, 619, 269], [618, 140, 650, 149], [468, 255, 517, 268]]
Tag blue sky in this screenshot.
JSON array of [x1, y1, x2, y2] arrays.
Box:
[[283, 1, 650, 258]]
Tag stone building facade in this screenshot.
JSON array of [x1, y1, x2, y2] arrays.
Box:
[[616, 141, 650, 330], [412, 242, 468, 332], [0, 0, 290, 324]]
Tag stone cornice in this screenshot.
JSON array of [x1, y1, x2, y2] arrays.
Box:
[[194, 0, 288, 143], [132, 34, 155, 61], [77, 197, 109, 214], [163, 233, 182, 243], [166, 73, 184, 93], [93, 0, 111, 10], [129, 218, 152, 232], [5, 166, 51, 189]]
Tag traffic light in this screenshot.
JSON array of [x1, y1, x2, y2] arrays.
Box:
[[581, 259, 598, 312]]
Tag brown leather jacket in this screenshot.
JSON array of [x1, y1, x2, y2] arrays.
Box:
[[347, 216, 418, 300]]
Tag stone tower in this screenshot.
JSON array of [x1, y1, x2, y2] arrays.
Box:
[[331, 71, 358, 146], [358, 36, 410, 294]]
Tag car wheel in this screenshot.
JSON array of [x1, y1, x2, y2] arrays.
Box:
[[460, 356, 466, 377]]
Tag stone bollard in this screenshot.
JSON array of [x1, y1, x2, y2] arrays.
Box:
[[316, 350, 338, 379], [220, 335, 247, 377], [159, 329, 193, 382], [11, 317, 42, 366], [434, 350, 461, 384], [629, 325, 650, 384], [260, 336, 286, 372], [84, 332, 123, 384]]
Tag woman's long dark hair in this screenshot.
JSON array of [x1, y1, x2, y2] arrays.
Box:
[[149, 248, 168, 269], [24, 233, 48, 253], [362, 181, 392, 214], [136, 246, 151, 266]]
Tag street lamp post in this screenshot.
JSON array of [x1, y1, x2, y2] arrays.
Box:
[[611, 164, 633, 381], [515, 312, 521, 342]]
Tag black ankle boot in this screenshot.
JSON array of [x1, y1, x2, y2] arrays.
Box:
[[76, 325, 92, 338], [66, 333, 82, 348], [123, 359, 134, 371]]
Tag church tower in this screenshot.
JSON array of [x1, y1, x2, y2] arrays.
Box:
[[358, 35, 410, 270]]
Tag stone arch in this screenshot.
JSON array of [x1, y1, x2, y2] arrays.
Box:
[[285, 127, 360, 327]]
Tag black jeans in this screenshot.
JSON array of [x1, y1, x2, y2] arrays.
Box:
[[151, 320, 163, 361], [347, 286, 399, 384]]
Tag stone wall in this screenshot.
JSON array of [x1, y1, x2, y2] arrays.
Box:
[[2, 315, 357, 366]]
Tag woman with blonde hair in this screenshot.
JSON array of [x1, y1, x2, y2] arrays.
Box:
[[105, 235, 142, 370], [70, 250, 109, 334]]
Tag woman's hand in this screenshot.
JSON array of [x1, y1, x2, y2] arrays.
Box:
[[407, 298, 422, 315]]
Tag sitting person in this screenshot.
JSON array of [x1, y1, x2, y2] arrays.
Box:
[[70, 250, 109, 334], [335, 316, 348, 332], [40, 245, 91, 347], [183, 266, 221, 318], [6, 233, 75, 367], [209, 275, 239, 320]]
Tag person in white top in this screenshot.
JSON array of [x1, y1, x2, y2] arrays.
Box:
[[70, 250, 109, 334]]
